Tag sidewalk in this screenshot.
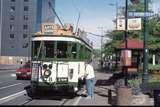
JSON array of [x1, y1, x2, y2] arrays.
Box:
[[77, 70, 114, 106], [77, 69, 154, 106]]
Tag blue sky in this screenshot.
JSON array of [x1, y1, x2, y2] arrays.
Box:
[[55, 0, 160, 49]]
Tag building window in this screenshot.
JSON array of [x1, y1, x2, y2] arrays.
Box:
[[10, 34, 14, 39], [24, 15, 28, 20], [24, 6, 29, 11], [23, 43, 29, 48], [23, 34, 28, 38], [10, 6, 15, 12], [23, 24, 28, 30], [24, 0, 29, 2], [10, 0, 15, 2], [10, 25, 14, 31], [10, 15, 15, 20]]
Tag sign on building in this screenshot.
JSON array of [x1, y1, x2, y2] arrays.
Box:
[[116, 18, 141, 31]]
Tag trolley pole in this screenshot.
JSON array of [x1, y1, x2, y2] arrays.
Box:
[[142, 0, 149, 84]]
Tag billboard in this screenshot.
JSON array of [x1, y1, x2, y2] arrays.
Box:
[[117, 18, 125, 30]]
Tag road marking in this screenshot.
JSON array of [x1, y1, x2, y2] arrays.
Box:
[[0, 90, 26, 104], [72, 90, 86, 105], [0, 83, 22, 90]]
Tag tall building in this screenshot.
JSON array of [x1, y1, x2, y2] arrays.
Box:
[[0, 0, 55, 58]]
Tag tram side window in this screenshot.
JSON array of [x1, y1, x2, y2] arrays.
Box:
[[57, 41, 67, 58], [44, 41, 54, 58]]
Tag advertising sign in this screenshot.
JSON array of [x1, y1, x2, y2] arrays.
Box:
[[117, 18, 125, 30], [117, 18, 141, 31], [128, 18, 142, 30]]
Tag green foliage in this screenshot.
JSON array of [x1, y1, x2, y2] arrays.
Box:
[[148, 64, 160, 70]]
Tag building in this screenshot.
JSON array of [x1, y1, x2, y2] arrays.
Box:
[[0, 0, 55, 64]]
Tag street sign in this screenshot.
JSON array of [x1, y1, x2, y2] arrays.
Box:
[[128, 11, 154, 17]]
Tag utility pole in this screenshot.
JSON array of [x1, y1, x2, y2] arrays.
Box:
[[142, 0, 149, 83], [124, 0, 128, 86]]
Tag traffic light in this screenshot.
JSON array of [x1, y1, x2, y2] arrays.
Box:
[[130, 0, 140, 4]]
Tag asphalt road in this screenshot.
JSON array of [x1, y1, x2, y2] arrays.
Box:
[[0, 59, 111, 106]]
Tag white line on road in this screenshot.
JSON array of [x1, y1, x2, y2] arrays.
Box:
[[72, 90, 86, 105], [0, 90, 26, 104], [0, 83, 22, 90]]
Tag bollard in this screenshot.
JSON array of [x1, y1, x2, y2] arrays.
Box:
[[117, 86, 132, 105], [108, 89, 112, 104]]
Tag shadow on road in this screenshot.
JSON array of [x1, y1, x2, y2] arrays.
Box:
[[95, 71, 124, 86], [24, 85, 77, 100]]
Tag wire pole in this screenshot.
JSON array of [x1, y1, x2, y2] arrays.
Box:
[[124, 0, 128, 86]]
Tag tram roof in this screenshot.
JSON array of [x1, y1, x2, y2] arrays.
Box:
[[33, 23, 93, 50]]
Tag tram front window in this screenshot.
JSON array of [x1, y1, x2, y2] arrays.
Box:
[[33, 41, 42, 59], [57, 41, 67, 58], [44, 41, 54, 58]]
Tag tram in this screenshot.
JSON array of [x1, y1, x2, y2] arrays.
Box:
[[30, 23, 93, 94]]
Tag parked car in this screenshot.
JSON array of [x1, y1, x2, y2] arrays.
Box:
[[16, 62, 31, 80]]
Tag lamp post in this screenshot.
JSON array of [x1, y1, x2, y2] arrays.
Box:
[[142, 0, 149, 83]]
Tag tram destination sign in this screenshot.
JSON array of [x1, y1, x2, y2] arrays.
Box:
[[128, 11, 154, 17]]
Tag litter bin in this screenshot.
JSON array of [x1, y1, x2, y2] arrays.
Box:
[[154, 90, 160, 106]]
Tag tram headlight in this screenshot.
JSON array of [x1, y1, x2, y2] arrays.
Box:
[[49, 64, 52, 69], [43, 69, 51, 78], [43, 64, 48, 69]]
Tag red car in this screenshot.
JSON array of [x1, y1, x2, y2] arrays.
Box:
[[16, 63, 31, 80]]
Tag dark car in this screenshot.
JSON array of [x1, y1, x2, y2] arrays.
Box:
[[16, 62, 31, 80]]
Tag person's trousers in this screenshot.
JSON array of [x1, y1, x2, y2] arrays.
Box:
[[86, 78, 95, 97]]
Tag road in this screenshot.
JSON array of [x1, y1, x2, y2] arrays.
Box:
[[0, 68, 86, 105], [0, 60, 113, 106]]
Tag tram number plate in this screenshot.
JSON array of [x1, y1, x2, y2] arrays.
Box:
[[57, 78, 68, 82]]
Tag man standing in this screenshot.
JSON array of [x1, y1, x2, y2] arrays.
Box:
[[85, 60, 95, 99]]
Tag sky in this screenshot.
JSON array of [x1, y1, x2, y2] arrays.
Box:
[[54, 0, 160, 49]]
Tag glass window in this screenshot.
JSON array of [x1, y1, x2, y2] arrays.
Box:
[[44, 41, 54, 58], [23, 34, 27, 38], [24, 6, 29, 11], [10, 0, 15, 2], [23, 24, 28, 30], [10, 25, 14, 31], [24, 0, 29, 2], [10, 6, 15, 12], [57, 41, 67, 58], [33, 41, 42, 59], [10, 34, 14, 38], [10, 15, 15, 20], [71, 43, 77, 59], [22, 43, 28, 48], [24, 15, 28, 20]]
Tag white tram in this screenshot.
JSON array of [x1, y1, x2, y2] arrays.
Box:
[[30, 23, 93, 94]]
